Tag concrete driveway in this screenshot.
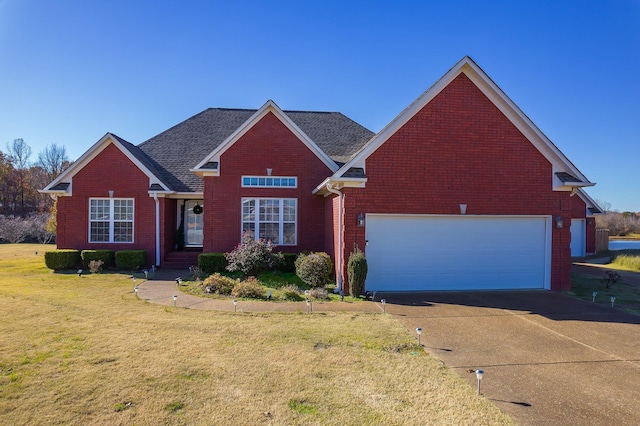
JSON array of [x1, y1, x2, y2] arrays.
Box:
[[381, 290, 640, 426]]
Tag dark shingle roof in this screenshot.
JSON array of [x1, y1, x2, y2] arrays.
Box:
[[137, 108, 374, 192]]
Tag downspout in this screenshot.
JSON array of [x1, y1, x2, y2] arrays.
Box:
[[325, 182, 344, 291], [153, 193, 161, 267]]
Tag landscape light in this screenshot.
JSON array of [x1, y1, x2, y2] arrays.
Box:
[[173, 294, 177, 307], [381, 299, 386, 313], [611, 296, 616, 309], [592, 291, 597, 303], [143, 269, 148, 279], [476, 369, 484, 395], [134, 286, 138, 295], [306, 299, 311, 314], [233, 299, 237, 312], [416, 327, 422, 345]]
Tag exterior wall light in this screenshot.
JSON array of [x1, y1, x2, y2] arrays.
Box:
[[108, 190, 114, 198], [459, 204, 467, 215], [357, 212, 365, 227], [555, 215, 564, 229]]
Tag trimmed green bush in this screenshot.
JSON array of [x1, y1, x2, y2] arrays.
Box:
[[44, 250, 81, 271], [295, 252, 333, 288], [81, 250, 115, 269], [198, 252, 227, 274], [347, 246, 368, 297], [231, 277, 266, 299], [115, 250, 147, 271], [278, 253, 298, 273], [202, 273, 236, 295]]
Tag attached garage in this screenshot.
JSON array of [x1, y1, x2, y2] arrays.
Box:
[[365, 214, 551, 291]]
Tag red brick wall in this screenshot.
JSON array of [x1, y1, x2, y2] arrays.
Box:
[[339, 73, 573, 291], [203, 112, 332, 254], [56, 143, 158, 265]]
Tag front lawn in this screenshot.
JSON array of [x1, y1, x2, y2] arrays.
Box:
[[0, 244, 513, 425]]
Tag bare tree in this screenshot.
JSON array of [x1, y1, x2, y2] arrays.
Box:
[[5, 139, 32, 214], [38, 143, 69, 180]]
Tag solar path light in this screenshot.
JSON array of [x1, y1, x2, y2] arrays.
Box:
[[475, 369, 484, 395], [592, 291, 597, 303], [381, 299, 386, 313], [416, 327, 422, 345], [233, 299, 237, 312], [173, 294, 177, 307]]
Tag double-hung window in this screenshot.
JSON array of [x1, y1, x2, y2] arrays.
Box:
[[89, 198, 134, 243], [242, 198, 296, 245]]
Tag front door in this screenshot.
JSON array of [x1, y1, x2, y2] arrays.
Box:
[[185, 200, 204, 247]]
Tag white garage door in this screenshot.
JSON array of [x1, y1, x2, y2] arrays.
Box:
[[365, 215, 550, 291]]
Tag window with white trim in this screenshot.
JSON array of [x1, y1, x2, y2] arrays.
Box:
[[89, 198, 134, 243], [242, 198, 296, 245], [241, 176, 297, 188]]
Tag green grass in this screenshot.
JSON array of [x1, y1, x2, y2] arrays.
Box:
[[570, 272, 640, 314], [0, 244, 513, 425]]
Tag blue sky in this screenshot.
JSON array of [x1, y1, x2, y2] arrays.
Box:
[[1, 0, 638, 211]]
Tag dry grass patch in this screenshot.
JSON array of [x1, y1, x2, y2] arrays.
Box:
[[0, 244, 513, 425]]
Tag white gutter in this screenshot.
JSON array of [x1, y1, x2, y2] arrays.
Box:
[[325, 183, 344, 291], [153, 193, 161, 267]]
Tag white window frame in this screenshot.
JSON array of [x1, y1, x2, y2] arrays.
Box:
[[241, 197, 297, 245], [241, 176, 297, 188], [88, 198, 135, 243]]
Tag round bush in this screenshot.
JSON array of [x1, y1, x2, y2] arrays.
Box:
[[295, 252, 333, 288], [231, 277, 266, 299], [202, 273, 236, 295]]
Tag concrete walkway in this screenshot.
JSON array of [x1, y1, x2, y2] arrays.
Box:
[[137, 267, 640, 426]]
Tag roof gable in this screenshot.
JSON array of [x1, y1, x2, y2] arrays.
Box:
[[332, 56, 593, 190], [41, 133, 171, 195], [191, 100, 343, 176]]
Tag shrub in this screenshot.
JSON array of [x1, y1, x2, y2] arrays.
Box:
[[277, 253, 298, 273], [44, 250, 81, 270], [81, 250, 115, 269], [115, 250, 147, 271], [309, 287, 329, 300], [277, 284, 303, 301], [88, 260, 104, 273], [231, 277, 266, 299], [0, 215, 31, 243], [202, 273, 236, 295], [225, 233, 283, 277], [198, 253, 227, 274], [347, 246, 368, 297], [295, 252, 333, 288]]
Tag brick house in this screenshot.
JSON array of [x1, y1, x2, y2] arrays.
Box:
[[42, 57, 600, 292]]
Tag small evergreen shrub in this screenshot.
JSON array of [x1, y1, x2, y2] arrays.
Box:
[[231, 277, 266, 299], [347, 246, 368, 297], [115, 250, 147, 271], [198, 253, 227, 274], [81, 250, 115, 269], [44, 250, 81, 271], [202, 273, 236, 295], [295, 252, 333, 288], [225, 233, 283, 277]]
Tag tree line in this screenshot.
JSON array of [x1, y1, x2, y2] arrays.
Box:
[[595, 200, 640, 236], [0, 138, 71, 243]]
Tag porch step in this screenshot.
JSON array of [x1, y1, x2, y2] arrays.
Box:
[[163, 251, 201, 269]]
